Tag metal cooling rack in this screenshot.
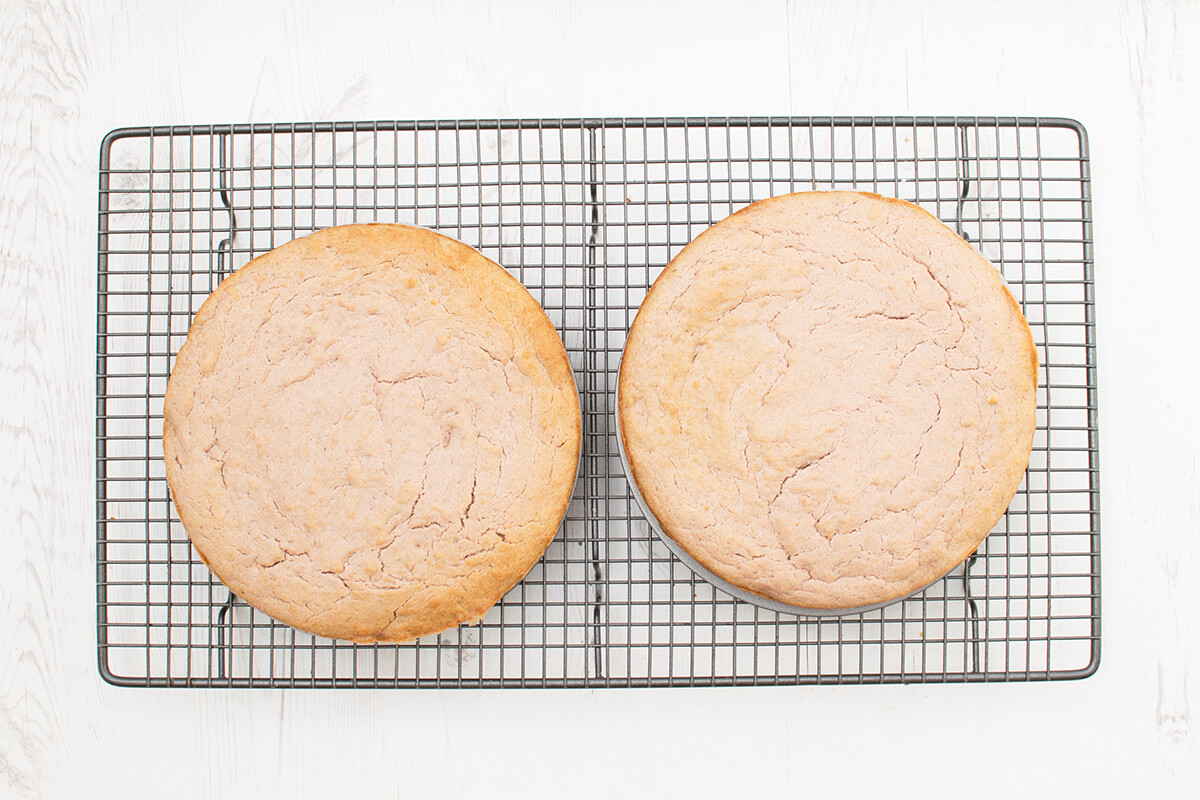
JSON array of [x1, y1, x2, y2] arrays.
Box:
[[97, 117, 1099, 687]]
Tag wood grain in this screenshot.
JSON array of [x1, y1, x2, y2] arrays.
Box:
[[2, 1, 46, 795], [2, 1, 106, 796], [0, 0, 1197, 797]]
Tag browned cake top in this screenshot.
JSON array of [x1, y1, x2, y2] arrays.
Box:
[[164, 224, 581, 641], [618, 192, 1037, 609]]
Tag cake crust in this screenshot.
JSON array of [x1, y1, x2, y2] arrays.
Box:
[[164, 224, 581, 642], [617, 192, 1037, 609]]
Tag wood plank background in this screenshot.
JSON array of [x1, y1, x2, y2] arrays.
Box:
[[1, 0, 1197, 796]]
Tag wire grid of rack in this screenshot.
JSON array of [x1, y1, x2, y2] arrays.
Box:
[[97, 117, 1099, 688]]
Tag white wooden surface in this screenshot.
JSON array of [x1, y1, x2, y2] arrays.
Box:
[[1, 0, 1197, 796]]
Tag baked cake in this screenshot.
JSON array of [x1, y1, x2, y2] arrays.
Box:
[[617, 191, 1037, 610], [163, 224, 581, 641]]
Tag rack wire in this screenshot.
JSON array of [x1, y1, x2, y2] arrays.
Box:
[[97, 117, 1099, 687]]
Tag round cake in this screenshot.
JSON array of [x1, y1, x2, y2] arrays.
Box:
[[617, 191, 1037, 610], [163, 223, 581, 642]]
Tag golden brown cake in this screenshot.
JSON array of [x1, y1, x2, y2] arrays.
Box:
[[618, 191, 1037, 610], [163, 224, 581, 642]]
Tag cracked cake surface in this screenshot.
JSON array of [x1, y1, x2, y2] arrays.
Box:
[[617, 191, 1037, 609], [163, 223, 581, 642]]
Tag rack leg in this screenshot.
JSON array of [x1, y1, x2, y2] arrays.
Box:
[[216, 132, 236, 279], [215, 591, 236, 681]]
